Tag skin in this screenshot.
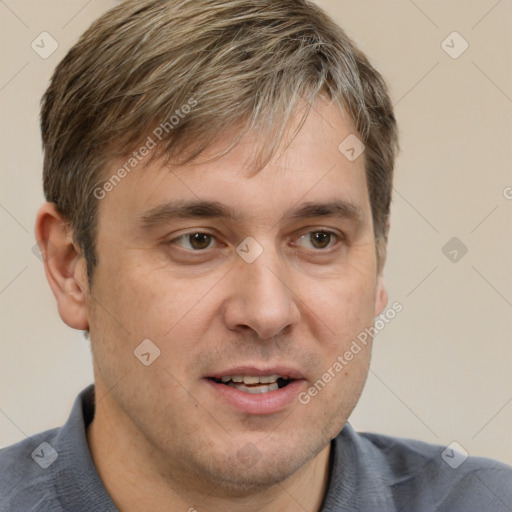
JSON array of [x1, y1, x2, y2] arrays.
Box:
[[36, 98, 388, 512]]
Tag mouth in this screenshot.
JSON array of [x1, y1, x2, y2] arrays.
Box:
[[205, 367, 306, 415], [208, 374, 292, 394]]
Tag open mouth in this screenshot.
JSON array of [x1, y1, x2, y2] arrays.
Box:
[[208, 375, 292, 394]]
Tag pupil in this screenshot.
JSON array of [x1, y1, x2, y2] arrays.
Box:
[[311, 231, 330, 249], [191, 233, 211, 250]]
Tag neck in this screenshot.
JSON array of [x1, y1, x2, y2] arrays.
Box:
[[86, 382, 332, 512]]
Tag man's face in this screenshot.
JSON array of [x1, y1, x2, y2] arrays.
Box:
[[85, 99, 388, 490]]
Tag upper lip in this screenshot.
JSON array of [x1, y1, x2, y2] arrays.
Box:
[[207, 365, 305, 380]]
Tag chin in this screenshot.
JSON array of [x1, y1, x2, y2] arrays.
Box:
[[191, 431, 328, 496], [201, 457, 303, 496]]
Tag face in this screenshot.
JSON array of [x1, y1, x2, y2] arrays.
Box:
[[85, 99, 388, 491]]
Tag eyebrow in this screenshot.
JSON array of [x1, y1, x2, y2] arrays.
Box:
[[139, 199, 366, 228]]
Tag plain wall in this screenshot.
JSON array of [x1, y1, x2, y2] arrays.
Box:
[[1, 0, 511, 466]]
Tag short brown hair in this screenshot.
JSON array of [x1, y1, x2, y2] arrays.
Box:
[[41, 0, 399, 284]]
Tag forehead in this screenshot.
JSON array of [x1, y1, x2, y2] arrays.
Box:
[[99, 99, 370, 224]]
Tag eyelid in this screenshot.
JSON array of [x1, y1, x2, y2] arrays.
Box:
[[170, 231, 220, 250], [292, 228, 343, 250], [167, 227, 344, 252]]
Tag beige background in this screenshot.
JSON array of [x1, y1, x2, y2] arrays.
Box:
[[1, 0, 511, 467]]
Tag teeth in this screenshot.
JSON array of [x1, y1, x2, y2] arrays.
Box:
[[228, 382, 279, 394], [242, 375, 261, 384], [258, 374, 281, 384], [218, 374, 287, 384]]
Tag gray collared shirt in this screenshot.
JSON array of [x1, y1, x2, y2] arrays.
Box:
[[1, 384, 511, 511]]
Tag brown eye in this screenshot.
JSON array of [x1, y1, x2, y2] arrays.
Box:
[[309, 231, 332, 249], [173, 232, 215, 250], [188, 233, 213, 250], [294, 230, 341, 251]]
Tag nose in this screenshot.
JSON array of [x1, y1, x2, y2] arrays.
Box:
[[222, 248, 300, 340]]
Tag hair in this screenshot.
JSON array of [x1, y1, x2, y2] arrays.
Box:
[[41, 0, 399, 285]]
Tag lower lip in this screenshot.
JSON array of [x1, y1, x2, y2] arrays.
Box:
[[204, 379, 305, 415]]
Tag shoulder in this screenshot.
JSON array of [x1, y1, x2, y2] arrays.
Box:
[[0, 384, 97, 512], [0, 427, 62, 511], [352, 427, 512, 510]]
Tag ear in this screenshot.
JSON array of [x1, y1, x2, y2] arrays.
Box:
[[374, 273, 388, 317], [34, 203, 89, 330], [374, 216, 390, 316]]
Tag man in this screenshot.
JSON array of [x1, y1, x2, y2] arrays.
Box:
[[1, 0, 511, 510]]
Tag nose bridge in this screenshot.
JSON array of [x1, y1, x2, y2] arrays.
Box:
[[223, 238, 300, 339]]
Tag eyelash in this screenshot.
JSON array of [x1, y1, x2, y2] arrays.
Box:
[[169, 229, 343, 253]]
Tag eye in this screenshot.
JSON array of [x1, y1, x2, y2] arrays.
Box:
[[295, 230, 340, 250], [173, 232, 217, 251]]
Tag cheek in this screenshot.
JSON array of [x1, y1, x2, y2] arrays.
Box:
[[308, 266, 377, 340], [91, 256, 184, 335]]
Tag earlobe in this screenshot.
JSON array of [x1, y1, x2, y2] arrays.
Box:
[[34, 203, 89, 330]]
